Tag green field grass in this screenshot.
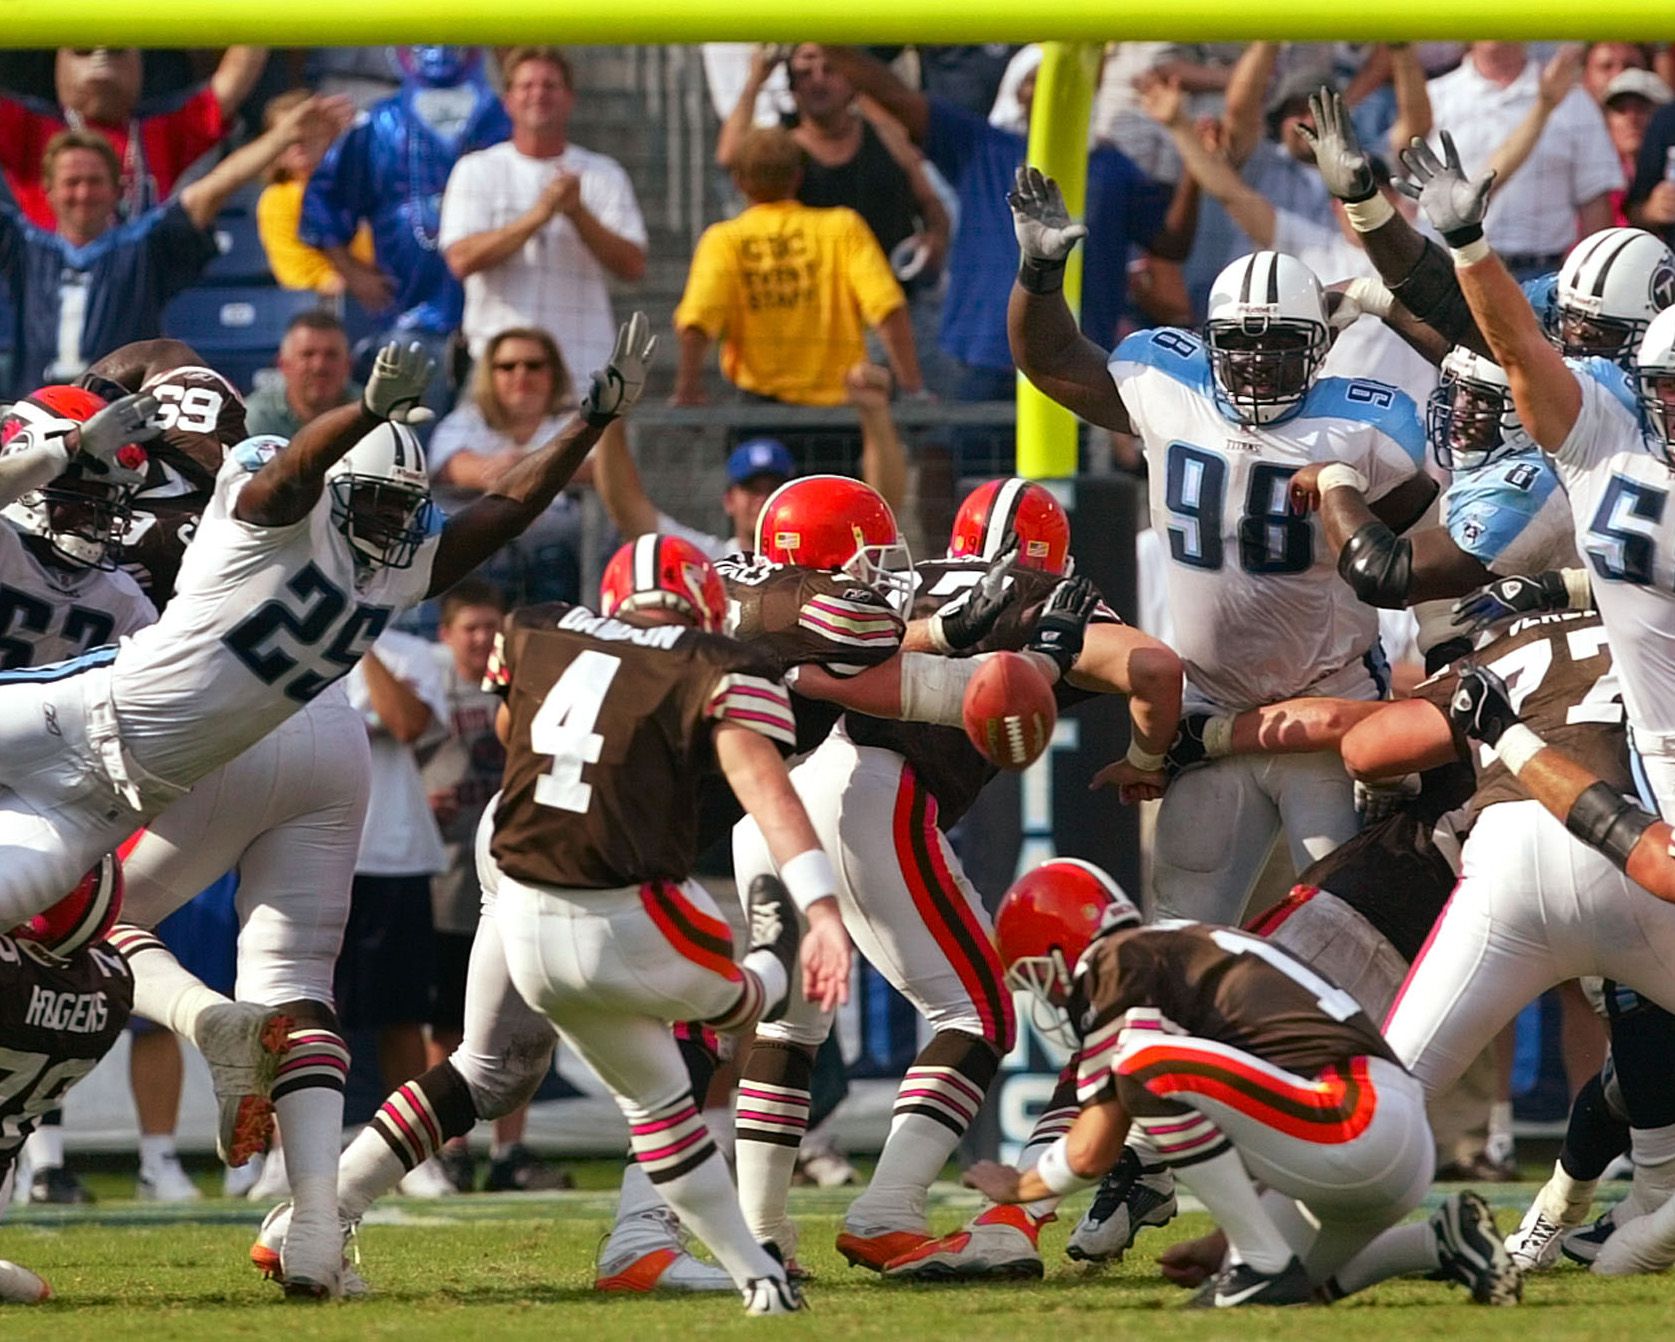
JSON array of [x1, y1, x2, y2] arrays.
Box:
[[1, 1180, 1668, 1340]]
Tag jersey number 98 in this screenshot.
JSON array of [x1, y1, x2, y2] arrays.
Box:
[[1164, 443, 1313, 575]]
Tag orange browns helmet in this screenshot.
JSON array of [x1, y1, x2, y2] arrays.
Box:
[[11, 854, 123, 959], [949, 478, 1071, 575], [753, 474, 913, 605], [599, 534, 728, 632], [994, 858, 1140, 1008]]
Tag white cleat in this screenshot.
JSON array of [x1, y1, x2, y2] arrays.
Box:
[[397, 1157, 459, 1199], [191, 1002, 291, 1166], [596, 1207, 735, 1293], [742, 1273, 805, 1315], [884, 1204, 1045, 1281], [251, 1200, 369, 1300], [1507, 1162, 1595, 1272], [136, 1154, 202, 1203], [0, 1259, 50, 1303]]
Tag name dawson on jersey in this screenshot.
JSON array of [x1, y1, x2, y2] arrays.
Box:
[[558, 606, 685, 649]]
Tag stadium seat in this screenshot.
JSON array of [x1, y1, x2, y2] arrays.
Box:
[[162, 286, 325, 391], [202, 211, 276, 287]]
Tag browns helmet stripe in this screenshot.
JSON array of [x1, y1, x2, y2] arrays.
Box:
[[983, 477, 1030, 560], [633, 532, 661, 594], [55, 853, 120, 957]]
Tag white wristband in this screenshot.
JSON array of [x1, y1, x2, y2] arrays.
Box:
[[1125, 740, 1166, 773], [1492, 722, 1547, 776], [1202, 714, 1236, 759], [1451, 237, 1492, 267], [1343, 192, 1396, 233], [780, 849, 838, 912], [1562, 568, 1593, 612], [1036, 1135, 1098, 1196], [1342, 275, 1396, 321], [924, 613, 956, 655], [1316, 463, 1369, 495]]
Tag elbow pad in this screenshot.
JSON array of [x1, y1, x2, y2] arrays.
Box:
[[1337, 522, 1413, 609], [1567, 781, 1658, 873], [1388, 239, 1481, 347]]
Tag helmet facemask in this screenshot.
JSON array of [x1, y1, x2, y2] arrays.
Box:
[[1554, 306, 1645, 365], [1638, 369, 1675, 469], [1005, 949, 1079, 1050], [329, 476, 433, 570], [843, 537, 915, 614], [5, 469, 133, 570], [1427, 370, 1523, 473], [1206, 320, 1327, 426]]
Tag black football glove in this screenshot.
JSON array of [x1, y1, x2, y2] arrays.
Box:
[[1025, 575, 1099, 676], [1452, 570, 1576, 635], [1163, 713, 1216, 781], [935, 534, 1020, 651], [1448, 663, 1519, 747]]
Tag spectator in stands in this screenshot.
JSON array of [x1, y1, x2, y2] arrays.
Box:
[[0, 46, 268, 229], [1602, 69, 1671, 225], [716, 45, 950, 284], [245, 310, 362, 438], [1627, 83, 1675, 242], [419, 579, 571, 1193], [1582, 42, 1652, 104], [812, 45, 1192, 423], [339, 631, 454, 1199], [672, 126, 923, 411], [440, 46, 648, 384], [256, 88, 376, 295], [301, 46, 509, 409], [1407, 42, 1619, 280], [0, 93, 351, 394], [428, 326, 585, 606]]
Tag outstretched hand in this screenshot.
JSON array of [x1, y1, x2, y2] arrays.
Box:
[[1009, 165, 1088, 263], [583, 312, 658, 424], [1395, 130, 1495, 244]]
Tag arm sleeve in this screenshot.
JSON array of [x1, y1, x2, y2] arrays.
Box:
[[672, 227, 734, 337], [585, 157, 649, 249], [706, 670, 798, 747], [299, 118, 370, 250], [436, 153, 488, 253], [843, 210, 908, 325], [0, 98, 39, 175], [145, 202, 220, 297]]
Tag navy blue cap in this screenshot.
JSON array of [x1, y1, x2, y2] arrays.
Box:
[[726, 437, 796, 486]]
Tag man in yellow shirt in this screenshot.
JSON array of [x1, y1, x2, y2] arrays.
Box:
[[673, 127, 923, 408]]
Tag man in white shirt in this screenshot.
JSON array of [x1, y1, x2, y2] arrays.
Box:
[[439, 46, 648, 380], [1418, 43, 1621, 278]]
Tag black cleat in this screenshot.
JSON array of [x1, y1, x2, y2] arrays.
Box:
[[1187, 1255, 1316, 1308], [747, 874, 801, 1022]]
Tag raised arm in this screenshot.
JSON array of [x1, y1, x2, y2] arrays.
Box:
[[1222, 42, 1279, 167], [1400, 131, 1583, 450], [716, 44, 785, 169], [236, 340, 433, 528], [1007, 168, 1134, 433], [862, 96, 953, 273], [209, 47, 269, 118], [180, 94, 353, 230], [428, 315, 656, 597], [1385, 44, 1433, 153], [1141, 75, 1274, 248], [586, 419, 662, 540], [847, 364, 907, 513], [1484, 45, 1581, 188], [815, 46, 930, 144]]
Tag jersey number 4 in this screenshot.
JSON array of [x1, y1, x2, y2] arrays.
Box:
[[531, 650, 621, 814], [1164, 443, 1313, 575]]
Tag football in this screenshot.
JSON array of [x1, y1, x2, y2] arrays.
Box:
[[962, 652, 1057, 770]]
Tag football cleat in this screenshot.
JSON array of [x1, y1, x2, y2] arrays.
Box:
[[1432, 1190, 1523, 1305], [596, 1207, 734, 1293], [484, 1142, 572, 1192], [746, 874, 801, 1022], [397, 1156, 459, 1199], [742, 1273, 806, 1315], [0, 1259, 50, 1303], [1186, 1255, 1315, 1308], [1066, 1148, 1178, 1264], [136, 1154, 202, 1203], [883, 1204, 1047, 1281], [251, 1200, 369, 1300], [834, 1228, 934, 1272], [794, 1133, 859, 1189], [26, 1165, 92, 1205], [191, 1002, 291, 1166], [437, 1145, 477, 1193], [1505, 1208, 1569, 1273]]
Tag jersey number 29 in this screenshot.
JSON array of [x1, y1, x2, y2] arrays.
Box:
[[531, 650, 621, 814]]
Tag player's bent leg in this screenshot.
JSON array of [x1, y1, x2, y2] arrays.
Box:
[[1151, 757, 1284, 925], [1267, 751, 1361, 878]]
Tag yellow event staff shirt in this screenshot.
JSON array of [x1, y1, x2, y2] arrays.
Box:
[[674, 200, 905, 406]]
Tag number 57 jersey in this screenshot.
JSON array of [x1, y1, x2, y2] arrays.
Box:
[[1110, 328, 1427, 712], [108, 438, 440, 789], [487, 602, 797, 891]]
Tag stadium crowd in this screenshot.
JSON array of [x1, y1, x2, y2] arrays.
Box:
[[7, 33, 1675, 1316]]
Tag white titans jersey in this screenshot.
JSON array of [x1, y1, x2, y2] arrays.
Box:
[[0, 521, 155, 668], [110, 436, 441, 785], [1552, 358, 1675, 739], [1109, 327, 1426, 711], [1444, 449, 1579, 577]]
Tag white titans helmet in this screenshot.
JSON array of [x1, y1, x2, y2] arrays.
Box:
[[1555, 227, 1675, 366], [324, 421, 434, 569], [1204, 251, 1330, 426]]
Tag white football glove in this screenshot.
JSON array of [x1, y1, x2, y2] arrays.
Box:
[[362, 340, 436, 424], [1008, 165, 1088, 264], [77, 391, 159, 488], [581, 311, 658, 423]]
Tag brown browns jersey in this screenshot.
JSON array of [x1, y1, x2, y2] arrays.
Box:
[[1070, 923, 1398, 1119], [716, 555, 904, 754], [80, 352, 247, 610], [1413, 610, 1628, 819], [844, 556, 1121, 826], [0, 934, 133, 1174], [488, 602, 798, 890]]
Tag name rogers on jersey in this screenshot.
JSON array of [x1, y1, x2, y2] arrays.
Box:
[[24, 985, 110, 1034]]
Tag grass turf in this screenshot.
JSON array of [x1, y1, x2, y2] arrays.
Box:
[[0, 1181, 1667, 1340]]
